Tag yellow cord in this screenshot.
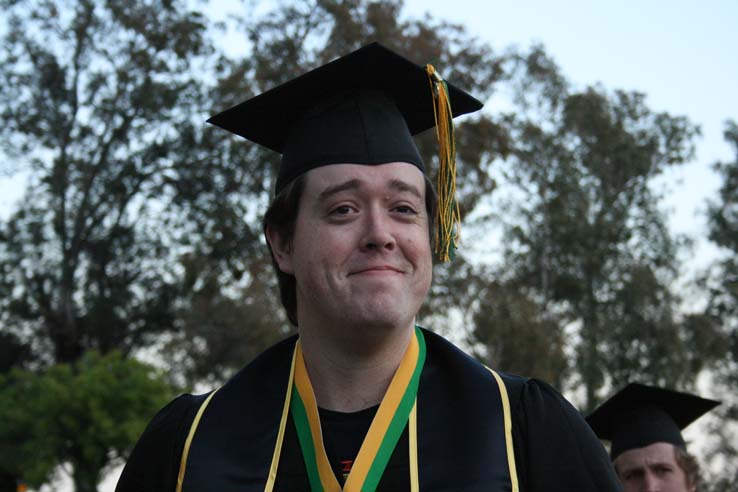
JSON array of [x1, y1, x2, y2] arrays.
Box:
[[426, 64, 461, 262]]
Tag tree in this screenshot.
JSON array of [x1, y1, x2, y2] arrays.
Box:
[[0, 332, 30, 373], [0, 351, 173, 492], [706, 121, 738, 333], [0, 331, 30, 492], [470, 276, 568, 386], [494, 47, 720, 409], [703, 120, 738, 492], [0, 0, 217, 365]]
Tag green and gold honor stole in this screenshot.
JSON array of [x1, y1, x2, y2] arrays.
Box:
[[290, 327, 426, 492]]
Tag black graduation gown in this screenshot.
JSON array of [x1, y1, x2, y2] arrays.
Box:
[[116, 329, 621, 492]]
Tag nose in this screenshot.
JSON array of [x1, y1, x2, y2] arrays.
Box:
[[642, 471, 659, 492], [360, 207, 396, 252]]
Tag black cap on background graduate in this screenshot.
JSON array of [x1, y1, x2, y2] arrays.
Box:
[[586, 382, 720, 460], [207, 42, 483, 261]]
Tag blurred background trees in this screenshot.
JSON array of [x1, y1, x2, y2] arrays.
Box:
[[0, 0, 735, 490], [702, 120, 738, 492], [0, 0, 211, 365]]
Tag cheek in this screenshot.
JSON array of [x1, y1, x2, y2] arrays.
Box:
[[407, 237, 433, 286], [295, 231, 348, 278], [413, 237, 433, 268], [675, 469, 693, 490], [403, 225, 430, 252], [621, 482, 639, 492]]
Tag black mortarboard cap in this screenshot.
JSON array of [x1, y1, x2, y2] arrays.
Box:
[[207, 42, 483, 194], [586, 382, 719, 460]]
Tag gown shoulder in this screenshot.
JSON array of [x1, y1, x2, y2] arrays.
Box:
[[115, 393, 210, 492], [500, 374, 622, 492]]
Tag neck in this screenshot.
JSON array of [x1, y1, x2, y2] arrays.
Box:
[[298, 322, 414, 413]]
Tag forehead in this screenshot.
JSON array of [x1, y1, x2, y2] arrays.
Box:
[[615, 442, 678, 470], [301, 162, 426, 198]]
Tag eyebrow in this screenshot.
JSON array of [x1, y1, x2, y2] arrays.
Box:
[[388, 179, 423, 200], [317, 177, 423, 201], [318, 179, 362, 201]]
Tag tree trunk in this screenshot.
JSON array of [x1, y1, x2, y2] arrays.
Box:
[[72, 463, 100, 492], [581, 272, 601, 412]]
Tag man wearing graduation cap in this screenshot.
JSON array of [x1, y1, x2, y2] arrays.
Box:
[[116, 43, 620, 492], [587, 383, 719, 492]]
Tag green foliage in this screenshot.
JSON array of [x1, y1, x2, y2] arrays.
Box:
[[0, 350, 173, 491], [0, 332, 30, 373]]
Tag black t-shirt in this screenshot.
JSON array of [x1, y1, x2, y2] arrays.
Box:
[[274, 405, 411, 491], [320, 405, 377, 485]]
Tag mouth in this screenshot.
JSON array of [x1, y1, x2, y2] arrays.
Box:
[[349, 265, 404, 276]]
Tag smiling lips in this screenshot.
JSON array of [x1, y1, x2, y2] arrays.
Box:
[[349, 265, 404, 275]]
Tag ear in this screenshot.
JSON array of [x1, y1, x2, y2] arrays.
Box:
[[265, 225, 294, 274]]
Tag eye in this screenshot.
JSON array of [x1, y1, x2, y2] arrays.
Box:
[[622, 469, 643, 481], [392, 204, 418, 215], [327, 204, 357, 218]]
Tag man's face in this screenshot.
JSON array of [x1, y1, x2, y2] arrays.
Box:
[[269, 162, 432, 337], [614, 442, 694, 492]]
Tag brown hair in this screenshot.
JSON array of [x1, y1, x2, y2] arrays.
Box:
[[674, 446, 702, 492], [263, 172, 438, 326]]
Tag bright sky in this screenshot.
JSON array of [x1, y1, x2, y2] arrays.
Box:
[[406, 0, 737, 159]]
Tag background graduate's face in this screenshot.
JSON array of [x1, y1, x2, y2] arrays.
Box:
[[269, 162, 433, 334], [614, 442, 695, 492]]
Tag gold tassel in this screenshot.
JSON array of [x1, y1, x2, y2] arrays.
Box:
[[426, 64, 461, 262]]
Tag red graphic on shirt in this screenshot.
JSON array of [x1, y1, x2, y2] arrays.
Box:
[[340, 459, 353, 481]]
